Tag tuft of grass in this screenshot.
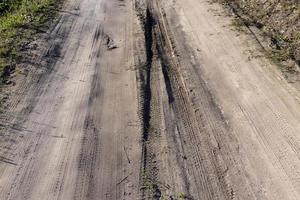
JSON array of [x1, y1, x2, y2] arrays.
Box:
[[178, 192, 189, 199], [0, 0, 61, 83]]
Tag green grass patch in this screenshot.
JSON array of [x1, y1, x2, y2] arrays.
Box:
[[0, 0, 61, 82], [0, 0, 22, 15]]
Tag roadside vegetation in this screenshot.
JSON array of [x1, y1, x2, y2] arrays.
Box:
[[0, 0, 61, 82], [214, 0, 300, 70]]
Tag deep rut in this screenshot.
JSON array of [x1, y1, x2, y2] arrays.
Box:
[[135, 0, 258, 199]]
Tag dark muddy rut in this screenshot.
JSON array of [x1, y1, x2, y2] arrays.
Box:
[[137, 1, 250, 199]]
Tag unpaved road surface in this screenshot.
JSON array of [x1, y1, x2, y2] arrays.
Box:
[[0, 0, 300, 199], [0, 0, 141, 199]]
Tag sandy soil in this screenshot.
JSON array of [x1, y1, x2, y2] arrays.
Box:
[[0, 0, 300, 199], [0, 0, 141, 199], [154, 0, 300, 199]]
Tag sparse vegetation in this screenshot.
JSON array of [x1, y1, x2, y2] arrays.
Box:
[[0, 0, 61, 82], [214, 0, 300, 69], [178, 192, 189, 199]]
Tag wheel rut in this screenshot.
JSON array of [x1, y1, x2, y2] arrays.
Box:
[[135, 0, 258, 199]]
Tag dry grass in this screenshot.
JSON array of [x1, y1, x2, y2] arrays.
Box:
[[214, 0, 300, 67]]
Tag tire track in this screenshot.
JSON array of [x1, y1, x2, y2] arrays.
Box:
[[0, 0, 142, 199], [136, 0, 259, 199]]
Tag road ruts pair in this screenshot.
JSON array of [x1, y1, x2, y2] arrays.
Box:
[[135, 0, 256, 199]]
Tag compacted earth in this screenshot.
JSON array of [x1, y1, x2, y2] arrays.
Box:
[[0, 0, 300, 199]]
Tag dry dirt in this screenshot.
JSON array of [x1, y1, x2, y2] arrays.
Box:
[[0, 0, 300, 199]]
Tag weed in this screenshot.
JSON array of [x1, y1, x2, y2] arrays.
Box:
[[178, 192, 188, 199], [0, 0, 61, 82]]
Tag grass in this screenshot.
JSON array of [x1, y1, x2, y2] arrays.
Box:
[[178, 192, 189, 199], [0, 0, 22, 15], [0, 0, 61, 82], [212, 0, 300, 70]]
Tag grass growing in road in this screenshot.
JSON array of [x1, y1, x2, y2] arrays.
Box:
[[0, 0, 61, 82]]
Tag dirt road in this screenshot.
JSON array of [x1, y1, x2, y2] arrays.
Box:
[[0, 0, 300, 199], [0, 0, 141, 199]]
